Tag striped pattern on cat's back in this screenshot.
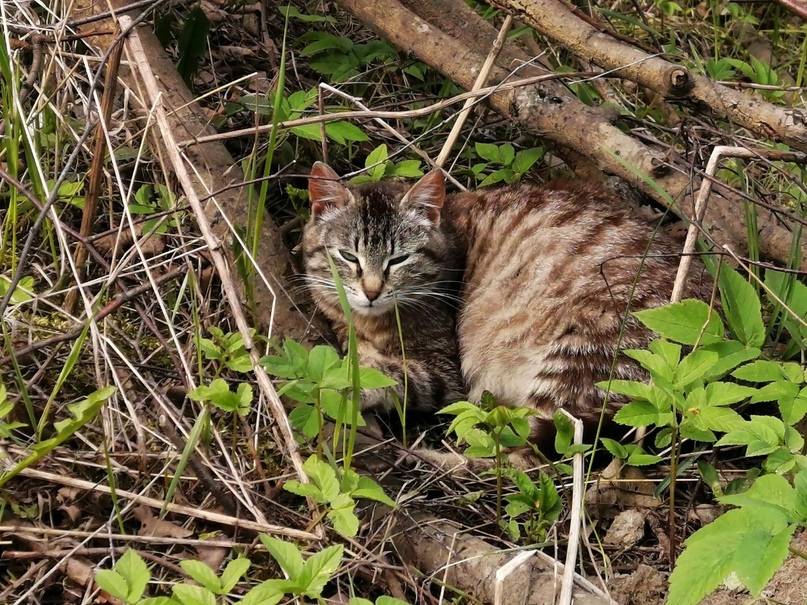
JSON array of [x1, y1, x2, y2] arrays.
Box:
[[445, 182, 706, 421]]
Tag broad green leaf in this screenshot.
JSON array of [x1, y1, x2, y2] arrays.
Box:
[[701, 341, 761, 380], [623, 348, 673, 381], [291, 123, 323, 141], [479, 168, 514, 187], [511, 147, 544, 174], [377, 598, 412, 605], [180, 560, 221, 593], [498, 144, 515, 166], [327, 493, 360, 537], [308, 345, 340, 381], [358, 367, 397, 388], [675, 350, 719, 388], [780, 395, 807, 426], [696, 406, 745, 433], [553, 410, 574, 454], [595, 379, 653, 400], [240, 579, 288, 605], [172, 583, 216, 605], [325, 121, 368, 144], [750, 381, 799, 403], [735, 523, 797, 595], [795, 469, 807, 521], [95, 570, 129, 600], [220, 556, 251, 593], [259, 535, 304, 580], [349, 474, 396, 507], [732, 360, 785, 383], [117, 549, 151, 602], [474, 142, 500, 162], [302, 454, 340, 501], [633, 299, 724, 345], [719, 473, 796, 515], [437, 401, 479, 416], [365, 144, 388, 178], [299, 544, 343, 598], [626, 451, 662, 466], [613, 401, 659, 427], [705, 382, 757, 406], [387, 160, 424, 178], [349, 599, 374, 605], [717, 265, 765, 347], [600, 437, 627, 459]]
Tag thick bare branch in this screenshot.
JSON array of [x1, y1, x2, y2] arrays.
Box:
[[489, 0, 807, 151]]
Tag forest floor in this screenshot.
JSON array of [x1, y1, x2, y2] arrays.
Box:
[[1, 1, 806, 604]]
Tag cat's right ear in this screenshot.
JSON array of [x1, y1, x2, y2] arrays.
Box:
[[308, 162, 352, 218]]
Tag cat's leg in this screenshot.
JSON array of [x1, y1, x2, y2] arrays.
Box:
[[356, 342, 463, 412]]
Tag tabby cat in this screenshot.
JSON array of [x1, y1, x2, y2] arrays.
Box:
[[304, 162, 707, 422]]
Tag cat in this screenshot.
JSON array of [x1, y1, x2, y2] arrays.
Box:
[[304, 162, 709, 422], [302, 162, 466, 411]]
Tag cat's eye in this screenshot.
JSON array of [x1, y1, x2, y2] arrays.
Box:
[[386, 254, 410, 267], [339, 250, 359, 263]]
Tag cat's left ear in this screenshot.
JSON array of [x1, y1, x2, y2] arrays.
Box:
[[401, 170, 445, 225]]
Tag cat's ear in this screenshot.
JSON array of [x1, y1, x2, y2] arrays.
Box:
[[308, 162, 352, 217], [401, 169, 445, 224]]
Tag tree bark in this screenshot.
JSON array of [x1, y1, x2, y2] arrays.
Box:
[[337, 0, 806, 270]]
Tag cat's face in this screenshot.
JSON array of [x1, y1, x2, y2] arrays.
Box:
[[303, 162, 451, 317]]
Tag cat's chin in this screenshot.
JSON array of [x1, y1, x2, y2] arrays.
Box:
[[352, 303, 394, 317]]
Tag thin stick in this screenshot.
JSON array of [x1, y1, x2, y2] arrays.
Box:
[[670, 145, 758, 302], [180, 72, 594, 147], [0, 525, 252, 548], [120, 16, 316, 527], [493, 549, 535, 605], [65, 25, 124, 315], [19, 467, 318, 540], [558, 409, 584, 605], [435, 15, 512, 168]]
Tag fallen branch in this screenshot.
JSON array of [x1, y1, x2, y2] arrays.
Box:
[[392, 512, 614, 605], [491, 0, 807, 151]]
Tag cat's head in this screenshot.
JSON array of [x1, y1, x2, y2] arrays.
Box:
[[302, 162, 453, 317]]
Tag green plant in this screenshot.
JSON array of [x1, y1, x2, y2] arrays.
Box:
[[349, 597, 410, 605], [0, 382, 26, 437], [283, 454, 396, 537], [348, 144, 424, 185], [501, 468, 562, 542], [239, 88, 368, 146], [0, 386, 116, 488], [298, 31, 397, 80], [198, 327, 253, 374], [439, 391, 535, 520], [470, 143, 544, 187], [261, 339, 395, 442], [188, 379, 253, 417], [0, 274, 35, 304], [588, 262, 807, 604], [129, 184, 180, 235]]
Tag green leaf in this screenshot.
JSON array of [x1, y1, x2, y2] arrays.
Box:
[[349, 599, 375, 605], [750, 381, 799, 403], [259, 535, 304, 580], [732, 360, 786, 382], [180, 560, 221, 593], [716, 266, 765, 347], [139, 598, 179, 605], [553, 410, 573, 455], [701, 341, 761, 380], [595, 379, 653, 400], [377, 597, 412, 605], [719, 473, 796, 515], [325, 121, 368, 144], [674, 349, 719, 388], [358, 367, 397, 389], [327, 493, 360, 537], [626, 451, 662, 466], [348, 473, 396, 507], [117, 549, 150, 602], [498, 144, 515, 166], [279, 5, 336, 23], [220, 556, 251, 593], [171, 583, 216, 605], [95, 570, 129, 600], [697, 406, 745, 433], [736, 523, 796, 595], [633, 299, 724, 345], [365, 144, 388, 178], [387, 160, 424, 178], [511, 147, 544, 174], [600, 437, 627, 459], [308, 345, 340, 381], [291, 123, 323, 142], [240, 579, 288, 605], [613, 401, 660, 427], [479, 168, 514, 187], [704, 381, 756, 406], [474, 142, 500, 162], [299, 544, 343, 597]]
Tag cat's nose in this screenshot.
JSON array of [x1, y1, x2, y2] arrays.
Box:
[[362, 277, 383, 302]]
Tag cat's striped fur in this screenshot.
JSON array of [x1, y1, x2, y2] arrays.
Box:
[[304, 164, 709, 420]]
